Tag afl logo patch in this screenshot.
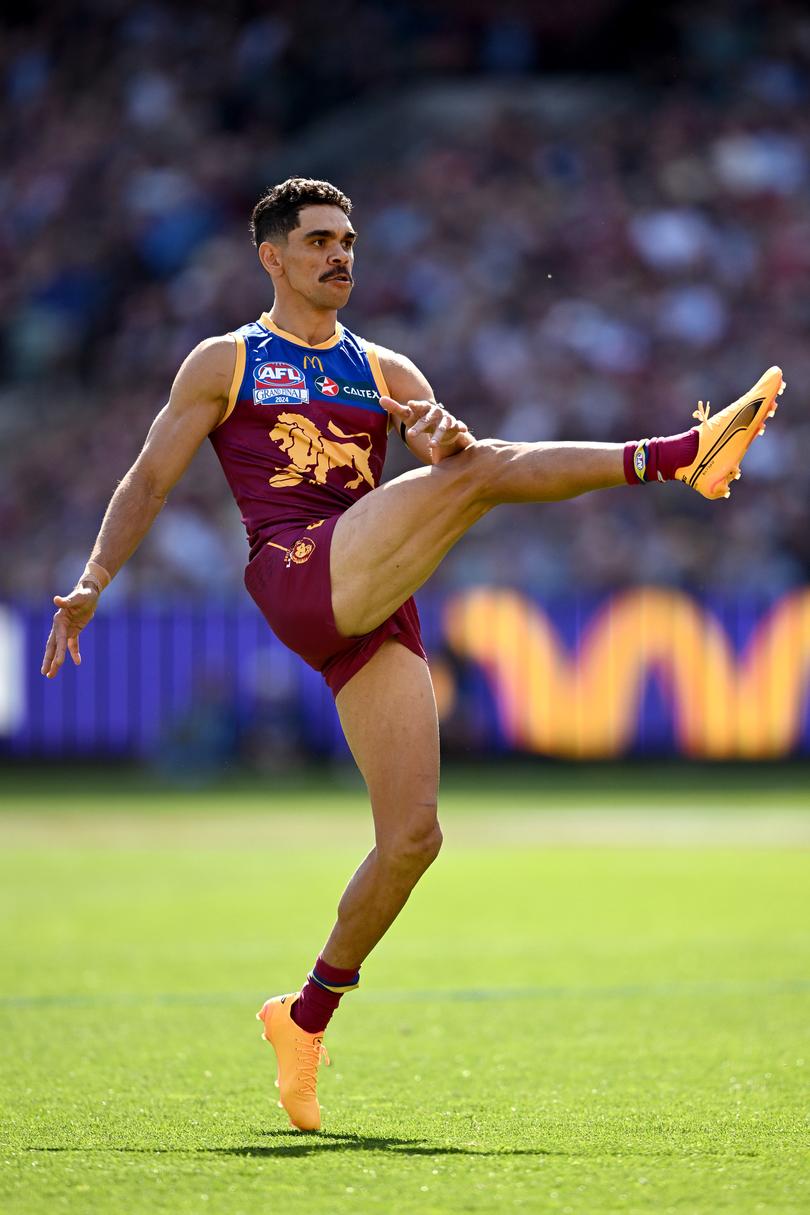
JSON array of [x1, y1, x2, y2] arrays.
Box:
[[314, 375, 339, 397], [254, 361, 309, 407], [633, 441, 647, 481], [287, 537, 316, 565], [255, 361, 304, 387]]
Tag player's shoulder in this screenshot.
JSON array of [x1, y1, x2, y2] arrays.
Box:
[[363, 341, 434, 401], [172, 334, 240, 407], [184, 317, 269, 370]]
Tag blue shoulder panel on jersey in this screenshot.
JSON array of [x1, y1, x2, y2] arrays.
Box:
[[232, 319, 388, 416]]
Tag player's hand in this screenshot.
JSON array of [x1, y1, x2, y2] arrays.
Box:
[[41, 585, 99, 679], [381, 396, 475, 464]]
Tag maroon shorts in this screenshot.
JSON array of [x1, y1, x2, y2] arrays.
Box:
[[244, 514, 426, 697]]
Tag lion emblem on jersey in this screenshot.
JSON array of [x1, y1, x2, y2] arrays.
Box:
[[268, 414, 375, 491]]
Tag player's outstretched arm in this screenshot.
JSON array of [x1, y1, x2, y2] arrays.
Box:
[[41, 336, 236, 679], [374, 346, 475, 465]]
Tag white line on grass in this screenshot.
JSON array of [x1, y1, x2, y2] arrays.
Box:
[[1, 977, 808, 1010]]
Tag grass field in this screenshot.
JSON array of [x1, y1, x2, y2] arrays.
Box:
[[1, 766, 808, 1214]]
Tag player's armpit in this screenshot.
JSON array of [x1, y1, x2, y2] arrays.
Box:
[[132, 334, 237, 499]]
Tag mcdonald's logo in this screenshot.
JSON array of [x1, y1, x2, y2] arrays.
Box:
[[444, 587, 810, 759], [303, 355, 324, 372]]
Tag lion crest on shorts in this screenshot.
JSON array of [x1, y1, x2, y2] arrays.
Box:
[[287, 537, 316, 565]]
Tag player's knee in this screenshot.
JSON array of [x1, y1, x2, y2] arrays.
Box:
[[443, 438, 511, 509], [417, 819, 443, 868], [379, 812, 442, 877]]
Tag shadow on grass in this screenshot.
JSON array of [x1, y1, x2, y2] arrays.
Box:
[[212, 1131, 552, 1158], [22, 1132, 552, 1159]]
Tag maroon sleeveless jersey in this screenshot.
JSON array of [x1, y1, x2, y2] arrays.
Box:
[[209, 314, 391, 557]]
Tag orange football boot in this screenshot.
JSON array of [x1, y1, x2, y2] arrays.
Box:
[[257, 993, 330, 1131], [676, 365, 785, 500]]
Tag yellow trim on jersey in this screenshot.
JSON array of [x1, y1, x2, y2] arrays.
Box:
[[259, 313, 344, 350], [364, 342, 391, 399], [362, 341, 394, 430], [216, 333, 246, 428]]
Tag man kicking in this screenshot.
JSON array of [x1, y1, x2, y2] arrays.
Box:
[[41, 177, 785, 1131]]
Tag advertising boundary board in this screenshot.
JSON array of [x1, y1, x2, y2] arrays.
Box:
[[4, 588, 810, 760]]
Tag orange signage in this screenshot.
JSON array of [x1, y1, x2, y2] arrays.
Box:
[[444, 587, 810, 759]]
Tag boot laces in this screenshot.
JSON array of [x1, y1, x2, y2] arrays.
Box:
[[294, 1039, 330, 1097], [692, 399, 711, 424]]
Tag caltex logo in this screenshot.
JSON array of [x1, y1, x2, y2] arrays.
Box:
[[315, 375, 339, 397]]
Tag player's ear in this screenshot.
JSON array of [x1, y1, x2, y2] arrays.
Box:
[[258, 240, 284, 279]]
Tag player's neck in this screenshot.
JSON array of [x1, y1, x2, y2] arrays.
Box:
[[265, 301, 339, 347]]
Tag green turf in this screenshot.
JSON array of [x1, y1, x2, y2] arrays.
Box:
[[1, 775, 808, 1214]]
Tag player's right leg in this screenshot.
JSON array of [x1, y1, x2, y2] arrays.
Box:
[[323, 638, 442, 967], [258, 640, 441, 1131], [331, 366, 784, 638]]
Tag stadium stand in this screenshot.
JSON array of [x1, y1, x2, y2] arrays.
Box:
[[3, 1, 810, 599]]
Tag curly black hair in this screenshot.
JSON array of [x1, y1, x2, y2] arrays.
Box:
[[250, 177, 352, 246]]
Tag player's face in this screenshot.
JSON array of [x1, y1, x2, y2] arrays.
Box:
[[269, 205, 357, 310]]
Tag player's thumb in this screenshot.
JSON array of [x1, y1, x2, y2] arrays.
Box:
[[53, 592, 82, 608], [379, 395, 405, 414]]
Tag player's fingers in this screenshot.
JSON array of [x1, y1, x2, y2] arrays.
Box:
[[67, 635, 82, 666], [41, 629, 57, 676], [433, 415, 461, 441], [54, 586, 97, 609], [429, 415, 459, 446], [53, 590, 97, 630], [408, 404, 442, 437], [379, 395, 409, 417], [407, 418, 432, 439], [440, 419, 472, 446], [404, 399, 433, 418], [47, 629, 68, 678], [432, 421, 475, 462], [53, 595, 86, 622], [428, 420, 450, 445]]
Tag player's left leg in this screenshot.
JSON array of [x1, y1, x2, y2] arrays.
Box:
[[258, 640, 441, 1130], [331, 439, 624, 637], [331, 366, 784, 637]]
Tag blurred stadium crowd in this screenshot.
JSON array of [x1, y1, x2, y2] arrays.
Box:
[[3, 0, 810, 600]]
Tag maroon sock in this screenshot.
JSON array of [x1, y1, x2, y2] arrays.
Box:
[[290, 955, 360, 1035], [624, 428, 699, 485]]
